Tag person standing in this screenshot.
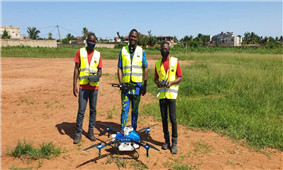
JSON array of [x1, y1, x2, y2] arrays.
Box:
[[117, 29, 148, 131], [154, 41, 182, 154], [73, 32, 102, 144]]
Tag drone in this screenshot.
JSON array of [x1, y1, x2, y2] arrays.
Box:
[[83, 123, 159, 158]]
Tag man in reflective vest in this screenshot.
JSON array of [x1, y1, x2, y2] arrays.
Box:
[[154, 41, 182, 154], [117, 29, 148, 131], [73, 32, 102, 144]]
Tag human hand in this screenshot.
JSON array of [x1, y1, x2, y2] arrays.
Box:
[[166, 81, 172, 88], [73, 85, 78, 97], [141, 85, 147, 96]]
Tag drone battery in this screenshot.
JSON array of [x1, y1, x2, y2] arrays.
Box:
[[111, 134, 116, 141], [118, 143, 135, 151]]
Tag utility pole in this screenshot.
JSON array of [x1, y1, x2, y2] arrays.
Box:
[[56, 25, 62, 44]]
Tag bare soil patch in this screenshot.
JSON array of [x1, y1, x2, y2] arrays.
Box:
[[1, 57, 282, 169]]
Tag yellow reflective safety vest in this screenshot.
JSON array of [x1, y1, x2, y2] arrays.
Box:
[[79, 47, 100, 86], [156, 57, 179, 99], [121, 45, 143, 83]]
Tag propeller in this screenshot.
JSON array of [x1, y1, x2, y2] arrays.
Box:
[[83, 143, 102, 151], [98, 122, 119, 133], [137, 123, 158, 133], [132, 140, 160, 151]]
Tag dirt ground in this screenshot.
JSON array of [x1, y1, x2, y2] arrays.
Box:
[[1, 57, 282, 170]]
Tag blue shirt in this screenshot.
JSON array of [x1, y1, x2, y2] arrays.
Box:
[[118, 48, 148, 95]]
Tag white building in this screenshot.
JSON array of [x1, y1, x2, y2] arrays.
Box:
[[211, 32, 242, 46], [0, 26, 21, 39]]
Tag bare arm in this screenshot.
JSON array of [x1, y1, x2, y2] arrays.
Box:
[[141, 67, 148, 96], [166, 76, 182, 88], [143, 67, 148, 82], [98, 68, 102, 77], [73, 62, 80, 97], [154, 78, 160, 87], [117, 67, 123, 84]]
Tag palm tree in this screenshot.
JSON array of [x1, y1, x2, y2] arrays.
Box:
[[66, 33, 75, 41], [27, 27, 40, 40], [82, 27, 88, 40]]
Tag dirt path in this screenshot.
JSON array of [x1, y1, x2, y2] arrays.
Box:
[[1, 57, 282, 169]]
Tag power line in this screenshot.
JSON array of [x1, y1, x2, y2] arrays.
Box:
[[59, 25, 81, 35], [42, 27, 57, 37], [38, 26, 56, 30]]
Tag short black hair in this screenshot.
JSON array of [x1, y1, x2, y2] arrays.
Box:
[[87, 32, 97, 40], [129, 29, 138, 35], [161, 41, 170, 47]]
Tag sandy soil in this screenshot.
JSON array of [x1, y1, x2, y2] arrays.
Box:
[[1, 57, 282, 170]]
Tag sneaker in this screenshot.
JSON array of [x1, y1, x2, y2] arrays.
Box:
[[162, 143, 169, 150], [87, 132, 96, 141], [73, 135, 81, 144]]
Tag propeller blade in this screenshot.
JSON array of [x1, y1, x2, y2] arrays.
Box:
[[132, 140, 160, 151], [146, 143, 160, 151], [103, 139, 120, 147], [83, 143, 102, 151], [137, 123, 158, 133], [98, 122, 119, 133]]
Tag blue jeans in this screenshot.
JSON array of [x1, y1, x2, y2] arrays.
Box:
[[75, 89, 98, 136]]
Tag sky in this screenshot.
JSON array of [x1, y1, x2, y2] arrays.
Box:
[[1, 0, 282, 40]]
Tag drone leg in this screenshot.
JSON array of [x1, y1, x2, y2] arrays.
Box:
[[99, 149, 101, 157], [108, 132, 110, 138], [146, 149, 149, 157]]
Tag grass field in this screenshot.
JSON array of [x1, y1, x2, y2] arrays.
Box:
[[1, 46, 283, 59], [2, 46, 283, 151], [144, 52, 283, 151]]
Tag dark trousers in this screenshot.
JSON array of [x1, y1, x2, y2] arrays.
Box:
[[159, 99, 177, 138], [75, 89, 98, 136]]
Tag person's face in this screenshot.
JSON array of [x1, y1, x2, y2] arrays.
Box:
[[87, 35, 96, 50], [87, 35, 96, 45], [129, 31, 138, 46], [160, 43, 170, 58]]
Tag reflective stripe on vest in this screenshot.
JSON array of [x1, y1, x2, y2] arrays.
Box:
[[121, 45, 143, 83], [79, 48, 100, 86], [155, 57, 179, 99]]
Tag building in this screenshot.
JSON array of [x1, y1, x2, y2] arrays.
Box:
[[211, 32, 242, 46], [157, 36, 175, 47], [0, 26, 21, 39]]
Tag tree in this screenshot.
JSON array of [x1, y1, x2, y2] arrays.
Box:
[[48, 32, 53, 40], [243, 32, 261, 44], [147, 30, 157, 47], [27, 27, 40, 40], [137, 33, 149, 48], [66, 33, 75, 41], [116, 31, 125, 41], [82, 27, 88, 40], [1, 29, 11, 39], [62, 33, 76, 44], [173, 36, 178, 43]]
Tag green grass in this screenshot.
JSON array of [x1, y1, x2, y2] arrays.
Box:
[[143, 52, 283, 151], [1, 46, 121, 59], [9, 140, 62, 160], [2, 46, 283, 59]]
